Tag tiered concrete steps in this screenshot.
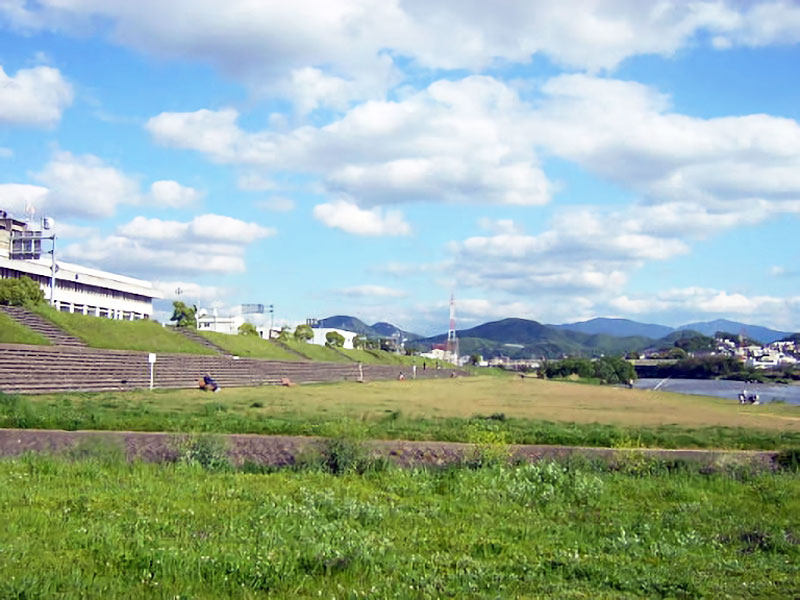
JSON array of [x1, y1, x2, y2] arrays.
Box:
[[0, 305, 87, 347], [0, 344, 468, 394], [173, 327, 231, 356]]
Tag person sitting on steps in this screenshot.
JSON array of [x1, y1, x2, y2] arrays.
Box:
[[198, 374, 220, 392]]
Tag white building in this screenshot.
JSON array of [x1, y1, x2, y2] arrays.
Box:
[[0, 213, 160, 319], [196, 309, 245, 335], [311, 327, 358, 349]]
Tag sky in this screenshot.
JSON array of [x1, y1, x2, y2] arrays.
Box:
[[1, 0, 799, 336]]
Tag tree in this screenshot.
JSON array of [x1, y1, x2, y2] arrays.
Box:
[[170, 301, 196, 328], [238, 322, 259, 336], [277, 326, 291, 342], [325, 331, 345, 348], [470, 353, 481, 366], [294, 323, 313, 343], [352, 334, 366, 349], [0, 276, 45, 307]]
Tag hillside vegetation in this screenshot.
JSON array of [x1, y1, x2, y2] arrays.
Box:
[[0, 312, 49, 346], [32, 306, 215, 355]]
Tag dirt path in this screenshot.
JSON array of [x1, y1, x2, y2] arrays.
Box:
[[0, 428, 780, 470]]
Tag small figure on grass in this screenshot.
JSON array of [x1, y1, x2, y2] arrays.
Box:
[[198, 374, 221, 392]]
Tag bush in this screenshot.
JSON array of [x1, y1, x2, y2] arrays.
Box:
[[0, 276, 45, 306], [238, 322, 259, 336], [325, 331, 345, 348]]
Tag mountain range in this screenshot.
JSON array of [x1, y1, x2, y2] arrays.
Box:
[[316, 314, 795, 359]]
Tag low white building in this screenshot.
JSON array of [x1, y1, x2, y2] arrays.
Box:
[[310, 327, 358, 349], [1, 213, 160, 319], [196, 309, 245, 335]]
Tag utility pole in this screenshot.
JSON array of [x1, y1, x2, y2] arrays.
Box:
[[269, 304, 275, 339]]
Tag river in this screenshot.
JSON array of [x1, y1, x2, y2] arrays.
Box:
[[633, 378, 800, 405]]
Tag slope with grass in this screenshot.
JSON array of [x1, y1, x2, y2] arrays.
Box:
[[0, 311, 49, 346], [30, 306, 214, 354], [281, 340, 353, 362], [196, 331, 302, 360]]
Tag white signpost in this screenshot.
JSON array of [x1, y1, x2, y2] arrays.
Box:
[[148, 353, 157, 390]]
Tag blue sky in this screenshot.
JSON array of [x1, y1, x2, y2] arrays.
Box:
[[1, 1, 799, 335]]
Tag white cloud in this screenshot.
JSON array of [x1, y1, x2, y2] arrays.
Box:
[[257, 196, 295, 213], [533, 74, 800, 222], [0, 183, 49, 216], [477, 218, 521, 235], [148, 77, 553, 208], [153, 280, 231, 303], [61, 213, 274, 277], [313, 201, 410, 236], [148, 180, 201, 208], [336, 285, 406, 298], [32, 151, 141, 218], [0, 64, 73, 127], [5, 1, 799, 101], [2, 152, 204, 220], [610, 288, 800, 331], [0, 147, 13, 158]]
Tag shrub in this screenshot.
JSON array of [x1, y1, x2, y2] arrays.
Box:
[[0, 276, 45, 306], [238, 322, 259, 336]]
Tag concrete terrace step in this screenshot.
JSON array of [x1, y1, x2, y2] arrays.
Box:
[[172, 327, 231, 356], [0, 306, 87, 347], [0, 343, 469, 394]]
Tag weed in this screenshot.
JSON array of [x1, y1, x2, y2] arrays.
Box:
[[175, 435, 231, 471]]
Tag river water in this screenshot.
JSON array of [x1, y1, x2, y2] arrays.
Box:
[[633, 378, 800, 406]]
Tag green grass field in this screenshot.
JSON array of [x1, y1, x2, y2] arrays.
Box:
[[1, 453, 798, 598], [31, 306, 215, 354], [197, 331, 302, 361], [0, 311, 49, 345], [4, 377, 799, 449]]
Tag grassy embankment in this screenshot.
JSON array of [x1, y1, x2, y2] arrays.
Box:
[[30, 305, 214, 354], [198, 331, 440, 367], [3, 376, 799, 449], [0, 452, 798, 598], [0, 311, 49, 345]]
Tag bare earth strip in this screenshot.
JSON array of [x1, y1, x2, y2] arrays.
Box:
[[0, 428, 779, 470]]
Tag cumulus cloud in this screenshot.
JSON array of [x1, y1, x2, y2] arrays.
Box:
[[0, 64, 73, 127], [609, 288, 800, 331], [313, 201, 410, 236], [335, 285, 406, 298], [31, 151, 141, 218], [147, 180, 201, 208], [2, 152, 203, 219], [257, 196, 295, 213], [4, 1, 799, 103], [60, 214, 274, 277], [148, 77, 553, 209], [533, 74, 800, 221], [152, 280, 231, 303]]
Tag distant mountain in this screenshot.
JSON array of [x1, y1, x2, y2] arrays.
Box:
[[316, 315, 422, 341], [675, 319, 791, 344], [316, 315, 374, 336], [414, 318, 653, 359], [554, 317, 673, 339]]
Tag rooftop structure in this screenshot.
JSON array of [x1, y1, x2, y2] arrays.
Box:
[[0, 211, 161, 320]]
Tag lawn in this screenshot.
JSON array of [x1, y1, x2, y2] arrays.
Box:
[[0, 311, 49, 345], [4, 376, 799, 449], [31, 306, 215, 354], [197, 331, 301, 361], [0, 454, 798, 598], [281, 339, 353, 362]]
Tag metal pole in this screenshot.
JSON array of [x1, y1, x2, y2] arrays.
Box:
[[49, 235, 57, 307], [269, 304, 274, 339]]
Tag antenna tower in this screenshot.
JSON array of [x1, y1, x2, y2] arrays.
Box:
[[446, 293, 459, 363]]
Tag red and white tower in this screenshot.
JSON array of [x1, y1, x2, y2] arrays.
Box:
[[446, 293, 459, 364]]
